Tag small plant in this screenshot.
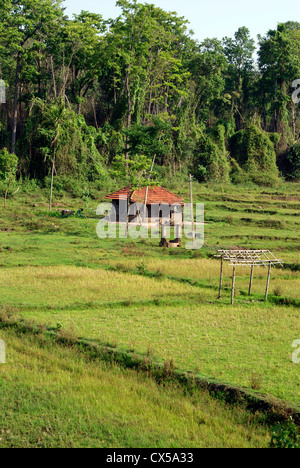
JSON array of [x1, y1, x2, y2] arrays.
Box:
[[250, 372, 263, 390], [0, 148, 18, 209], [225, 215, 234, 225], [273, 286, 283, 297], [155, 268, 165, 279], [162, 359, 176, 380], [115, 263, 131, 273], [137, 260, 148, 276], [270, 417, 300, 448]]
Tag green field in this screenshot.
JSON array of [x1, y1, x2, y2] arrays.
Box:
[[0, 327, 272, 448], [0, 181, 299, 447]]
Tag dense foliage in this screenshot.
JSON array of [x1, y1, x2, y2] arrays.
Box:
[[0, 0, 300, 190]]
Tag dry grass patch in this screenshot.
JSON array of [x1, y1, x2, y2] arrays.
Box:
[[0, 266, 198, 308]]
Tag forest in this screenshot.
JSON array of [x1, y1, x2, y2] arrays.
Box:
[[0, 0, 300, 195]]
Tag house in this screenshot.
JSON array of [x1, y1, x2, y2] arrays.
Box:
[[105, 186, 184, 224]]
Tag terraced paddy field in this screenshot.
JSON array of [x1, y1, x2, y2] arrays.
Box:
[[0, 181, 299, 446], [0, 327, 271, 448]]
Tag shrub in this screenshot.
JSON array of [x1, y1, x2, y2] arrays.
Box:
[[195, 124, 230, 184], [0, 148, 18, 206], [284, 144, 300, 180], [250, 372, 263, 390], [230, 124, 280, 186], [270, 418, 300, 448]]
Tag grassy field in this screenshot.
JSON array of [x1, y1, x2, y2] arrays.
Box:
[[0, 180, 299, 447], [0, 327, 271, 448]]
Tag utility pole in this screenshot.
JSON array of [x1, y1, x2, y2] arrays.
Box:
[[189, 175, 196, 247], [143, 154, 156, 223]]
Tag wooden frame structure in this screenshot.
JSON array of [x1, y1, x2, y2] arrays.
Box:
[[215, 250, 284, 305]]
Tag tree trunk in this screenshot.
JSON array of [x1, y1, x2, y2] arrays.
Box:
[[125, 66, 132, 169], [49, 149, 56, 211], [11, 52, 21, 154], [4, 175, 12, 210]]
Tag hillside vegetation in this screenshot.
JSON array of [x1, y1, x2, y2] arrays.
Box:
[[0, 1, 300, 196], [0, 0, 300, 449], [0, 183, 299, 409]]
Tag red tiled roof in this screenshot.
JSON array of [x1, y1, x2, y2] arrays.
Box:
[[105, 186, 184, 205], [105, 186, 132, 201]]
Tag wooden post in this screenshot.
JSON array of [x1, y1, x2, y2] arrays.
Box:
[[160, 222, 168, 247], [231, 264, 236, 305], [175, 224, 182, 246], [49, 150, 55, 211], [189, 175, 196, 247], [143, 154, 156, 222], [143, 186, 149, 223], [265, 264, 271, 302], [218, 257, 223, 299], [125, 194, 129, 237], [248, 264, 254, 296]]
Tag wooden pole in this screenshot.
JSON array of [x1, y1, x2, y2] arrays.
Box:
[[231, 264, 236, 305], [143, 186, 149, 223], [189, 175, 196, 247], [125, 194, 129, 237], [218, 257, 223, 299], [175, 223, 182, 246], [143, 154, 156, 222], [160, 222, 168, 247], [248, 264, 254, 296], [49, 150, 56, 212], [265, 264, 271, 302]]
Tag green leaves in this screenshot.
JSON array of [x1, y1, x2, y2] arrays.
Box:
[[0, 1, 300, 185], [111, 153, 154, 189], [229, 124, 279, 186], [0, 148, 18, 181]]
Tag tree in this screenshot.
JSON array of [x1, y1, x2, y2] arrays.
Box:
[[106, 0, 190, 167], [258, 23, 300, 150], [26, 98, 107, 208], [230, 123, 280, 186], [0, 0, 64, 154], [61, 11, 106, 114], [0, 147, 18, 208], [223, 27, 256, 130]]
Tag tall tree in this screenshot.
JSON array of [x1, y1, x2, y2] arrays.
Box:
[[223, 27, 256, 130], [258, 23, 300, 150], [0, 0, 64, 154]]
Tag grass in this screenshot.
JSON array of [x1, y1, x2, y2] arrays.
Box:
[[0, 180, 299, 447], [0, 327, 271, 448], [3, 281, 298, 406]]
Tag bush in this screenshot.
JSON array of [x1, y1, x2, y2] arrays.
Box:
[[0, 148, 18, 181], [270, 418, 300, 448], [0, 148, 19, 206], [284, 144, 300, 180], [230, 124, 280, 186], [20, 177, 41, 194], [195, 124, 230, 184]]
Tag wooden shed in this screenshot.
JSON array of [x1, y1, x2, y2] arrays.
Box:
[[105, 186, 184, 223]]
